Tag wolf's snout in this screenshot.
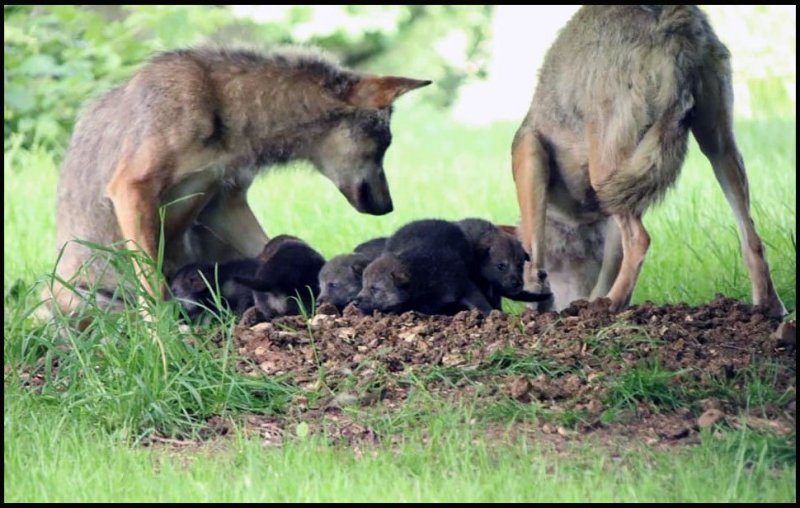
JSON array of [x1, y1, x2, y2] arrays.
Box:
[[359, 179, 393, 215], [343, 178, 393, 216]]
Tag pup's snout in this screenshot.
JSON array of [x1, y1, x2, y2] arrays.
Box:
[[505, 277, 523, 295]]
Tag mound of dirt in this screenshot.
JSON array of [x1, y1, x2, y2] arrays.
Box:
[[226, 295, 795, 450]]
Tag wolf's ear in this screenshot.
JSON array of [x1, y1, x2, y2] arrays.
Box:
[[347, 76, 432, 109], [391, 268, 411, 289]]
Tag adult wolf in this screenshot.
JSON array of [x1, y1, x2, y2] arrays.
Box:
[[47, 46, 430, 317], [512, 5, 787, 317]]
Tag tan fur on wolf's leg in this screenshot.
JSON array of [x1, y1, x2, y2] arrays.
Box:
[[37, 280, 122, 331], [37, 282, 82, 326], [690, 70, 787, 317], [194, 190, 269, 259], [605, 214, 650, 312], [590, 218, 623, 300], [106, 141, 167, 306], [512, 127, 551, 297]]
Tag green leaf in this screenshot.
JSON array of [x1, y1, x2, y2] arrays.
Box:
[[16, 54, 57, 76], [4, 85, 35, 112]]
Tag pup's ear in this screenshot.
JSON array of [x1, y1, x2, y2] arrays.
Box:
[[391, 267, 411, 289], [476, 233, 493, 259], [185, 272, 208, 292], [496, 224, 518, 237], [351, 258, 369, 276], [347, 76, 432, 109]]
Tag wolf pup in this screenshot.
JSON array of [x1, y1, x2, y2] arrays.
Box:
[[47, 46, 431, 319], [169, 257, 259, 320], [317, 236, 386, 309], [235, 235, 325, 320], [456, 218, 552, 309], [353, 219, 493, 316], [511, 6, 786, 317], [317, 253, 372, 310]]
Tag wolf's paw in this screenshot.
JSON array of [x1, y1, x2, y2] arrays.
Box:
[[525, 292, 555, 312], [524, 267, 551, 295], [759, 293, 789, 319]]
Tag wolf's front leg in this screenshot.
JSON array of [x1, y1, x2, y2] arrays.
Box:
[[195, 188, 269, 259], [512, 127, 552, 308]]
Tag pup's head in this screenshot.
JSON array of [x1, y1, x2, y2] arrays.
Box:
[[352, 254, 411, 314], [235, 236, 325, 321], [313, 76, 431, 216], [169, 263, 214, 319], [476, 229, 529, 296], [256, 234, 305, 263], [317, 253, 370, 309]]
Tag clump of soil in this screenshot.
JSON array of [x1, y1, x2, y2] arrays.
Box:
[[226, 295, 795, 450]]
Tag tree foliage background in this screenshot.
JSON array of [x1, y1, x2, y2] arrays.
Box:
[[4, 5, 494, 152], [5, 5, 794, 154]]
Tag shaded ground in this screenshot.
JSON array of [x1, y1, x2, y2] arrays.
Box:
[[207, 295, 795, 452]]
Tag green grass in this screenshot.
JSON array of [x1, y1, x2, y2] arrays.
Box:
[[3, 78, 796, 502], [5, 388, 795, 503]]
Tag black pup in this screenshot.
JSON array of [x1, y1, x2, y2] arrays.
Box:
[[353, 219, 492, 316], [169, 258, 259, 320], [353, 236, 388, 259], [235, 235, 326, 320], [458, 218, 553, 308]]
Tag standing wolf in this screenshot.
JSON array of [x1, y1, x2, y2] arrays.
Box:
[[47, 46, 430, 316], [512, 5, 787, 317]]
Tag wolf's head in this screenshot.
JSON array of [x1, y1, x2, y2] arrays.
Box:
[[312, 75, 431, 216]]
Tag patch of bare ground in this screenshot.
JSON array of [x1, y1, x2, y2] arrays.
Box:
[[210, 295, 794, 453]]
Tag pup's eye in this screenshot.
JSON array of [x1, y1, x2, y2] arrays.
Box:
[[496, 263, 507, 272], [327, 282, 338, 289]]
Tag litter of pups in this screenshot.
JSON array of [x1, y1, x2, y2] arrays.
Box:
[[169, 217, 552, 322]]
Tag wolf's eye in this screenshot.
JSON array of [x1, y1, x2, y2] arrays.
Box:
[[327, 282, 338, 289], [496, 263, 508, 272]]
